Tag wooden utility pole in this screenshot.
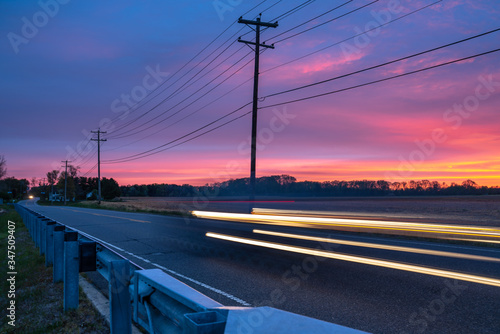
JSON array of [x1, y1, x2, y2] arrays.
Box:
[[91, 129, 107, 204], [61, 160, 71, 205], [238, 14, 278, 210]]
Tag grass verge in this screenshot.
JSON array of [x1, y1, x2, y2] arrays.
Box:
[[0, 205, 110, 333]]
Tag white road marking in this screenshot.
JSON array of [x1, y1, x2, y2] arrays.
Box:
[[63, 225, 251, 306]]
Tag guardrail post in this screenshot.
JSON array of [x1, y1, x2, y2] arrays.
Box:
[[35, 216, 45, 248], [64, 231, 79, 311], [33, 214, 43, 244], [45, 222, 56, 266], [39, 218, 50, 255], [53, 225, 65, 283], [109, 260, 131, 334]]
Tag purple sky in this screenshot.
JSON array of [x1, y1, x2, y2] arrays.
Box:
[[1, 0, 499, 187]]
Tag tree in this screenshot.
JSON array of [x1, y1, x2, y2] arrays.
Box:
[[101, 178, 120, 200], [47, 170, 59, 187], [46, 170, 59, 199], [0, 155, 6, 179]]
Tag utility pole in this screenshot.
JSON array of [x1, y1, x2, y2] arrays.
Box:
[[91, 128, 107, 205], [238, 14, 278, 211], [61, 160, 71, 205], [42, 177, 47, 201]]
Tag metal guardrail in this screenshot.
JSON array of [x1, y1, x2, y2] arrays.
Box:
[[15, 203, 368, 334]]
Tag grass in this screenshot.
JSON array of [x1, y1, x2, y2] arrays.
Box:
[[0, 205, 110, 333]]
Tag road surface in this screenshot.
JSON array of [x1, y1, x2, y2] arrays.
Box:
[[19, 199, 500, 334]]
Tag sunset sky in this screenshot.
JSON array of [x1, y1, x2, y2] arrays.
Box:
[[1, 0, 499, 187]]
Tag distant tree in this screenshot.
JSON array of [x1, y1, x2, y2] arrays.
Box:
[[0, 155, 6, 179], [462, 179, 477, 189], [47, 170, 59, 188], [101, 178, 120, 200], [57, 173, 75, 200]]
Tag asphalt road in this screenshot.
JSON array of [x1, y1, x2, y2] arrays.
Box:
[[20, 199, 500, 334]]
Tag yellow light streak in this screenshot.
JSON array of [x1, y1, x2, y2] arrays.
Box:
[[192, 211, 500, 239], [206, 232, 500, 288], [253, 229, 500, 263]]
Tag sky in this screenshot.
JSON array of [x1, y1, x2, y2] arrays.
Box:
[[0, 0, 499, 187]]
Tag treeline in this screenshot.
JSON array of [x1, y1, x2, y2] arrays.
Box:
[[0, 173, 120, 202], [33, 174, 121, 201], [120, 175, 500, 197], [2, 171, 499, 202]]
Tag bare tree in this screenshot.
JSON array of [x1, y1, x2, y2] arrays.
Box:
[[47, 170, 59, 186], [0, 155, 6, 179]]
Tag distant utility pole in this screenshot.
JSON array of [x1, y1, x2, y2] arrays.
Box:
[[61, 160, 71, 205], [91, 128, 107, 204], [238, 14, 278, 210], [42, 177, 47, 201]]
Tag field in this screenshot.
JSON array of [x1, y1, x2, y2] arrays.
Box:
[[80, 195, 500, 226]]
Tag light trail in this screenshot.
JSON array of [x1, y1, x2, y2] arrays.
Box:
[[192, 211, 500, 241], [253, 229, 500, 262], [206, 232, 500, 288]]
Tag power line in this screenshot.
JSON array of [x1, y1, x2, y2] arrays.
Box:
[[107, 36, 246, 138], [104, 1, 308, 142], [262, 28, 500, 99], [110, 49, 254, 140], [261, 0, 443, 75], [260, 0, 283, 14], [259, 48, 500, 109], [105, 10, 249, 130], [270, 0, 379, 45], [81, 163, 98, 177], [265, 0, 353, 43], [271, 0, 316, 21], [104, 111, 252, 164], [103, 101, 253, 164], [107, 0, 277, 138], [104, 69, 255, 151]]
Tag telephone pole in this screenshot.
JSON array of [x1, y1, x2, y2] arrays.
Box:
[[91, 129, 107, 204], [238, 14, 278, 210], [61, 160, 71, 205]]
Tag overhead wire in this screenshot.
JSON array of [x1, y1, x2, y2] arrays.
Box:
[[105, 16, 241, 131], [104, 1, 312, 149], [259, 48, 500, 109], [270, 0, 379, 45], [107, 35, 246, 138], [271, 0, 316, 21], [103, 101, 253, 163], [110, 47, 253, 140], [101, 0, 457, 164], [104, 76, 254, 152], [104, 111, 252, 164], [262, 28, 500, 99], [261, 0, 443, 75], [265, 0, 354, 43], [107, 1, 273, 138]]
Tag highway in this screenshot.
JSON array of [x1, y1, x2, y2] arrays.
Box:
[[21, 199, 500, 334]]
